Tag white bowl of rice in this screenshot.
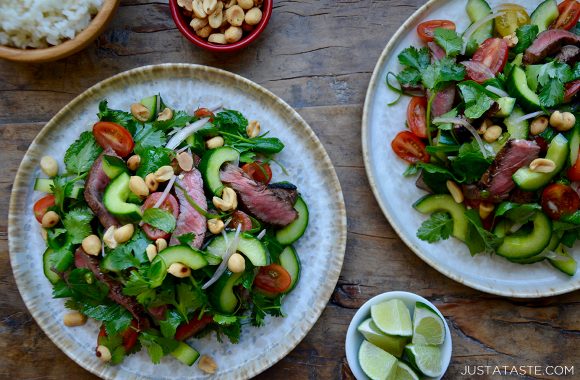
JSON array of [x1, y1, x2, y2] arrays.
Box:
[[0, 0, 119, 63]]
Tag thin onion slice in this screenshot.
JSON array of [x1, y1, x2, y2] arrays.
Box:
[[434, 117, 491, 159], [461, 61, 495, 82], [153, 174, 177, 209], [485, 85, 509, 98], [257, 229, 267, 240], [462, 11, 507, 53], [166, 117, 210, 150], [202, 224, 242, 290], [513, 111, 546, 124]]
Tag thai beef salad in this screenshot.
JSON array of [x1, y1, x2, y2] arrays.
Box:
[[388, 0, 580, 275], [32, 95, 309, 368]]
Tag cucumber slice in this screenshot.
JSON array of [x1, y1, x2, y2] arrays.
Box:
[[413, 194, 469, 242], [507, 66, 541, 111], [465, 0, 493, 55], [198, 147, 240, 196], [171, 342, 200, 366], [509, 230, 561, 264], [530, 0, 559, 32], [209, 270, 242, 314], [494, 212, 552, 260], [43, 248, 73, 284], [513, 134, 569, 191], [495, 97, 516, 118], [549, 244, 577, 276], [276, 196, 309, 245], [279, 246, 300, 292], [205, 232, 267, 266], [503, 106, 529, 139], [569, 124, 580, 166], [525, 64, 543, 92], [34, 178, 83, 198], [155, 245, 208, 270], [103, 172, 143, 222], [140, 95, 158, 122], [102, 155, 128, 179]]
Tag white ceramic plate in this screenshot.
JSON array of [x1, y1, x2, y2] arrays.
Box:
[[362, 0, 580, 298], [8, 64, 347, 379]]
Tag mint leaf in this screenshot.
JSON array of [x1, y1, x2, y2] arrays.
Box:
[[464, 209, 503, 255], [64, 131, 103, 175], [397, 46, 431, 70], [513, 25, 539, 55], [142, 208, 176, 233], [214, 109, 248, 135], [417, 212, 453, 243], [62, 207, 93, 244], [434, 28, 463, 57]]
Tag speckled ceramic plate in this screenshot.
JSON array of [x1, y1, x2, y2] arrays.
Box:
[[362, 0, 580, 298], [8, 64, 346, 379]]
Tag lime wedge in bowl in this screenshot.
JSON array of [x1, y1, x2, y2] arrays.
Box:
[[404, 343, 444, 378], [371, 299, 413, 336], [358, 340, 398, 380], [396, 361, 420, 380], [357, 318, 408, 357], [412, 302, 446, 345]]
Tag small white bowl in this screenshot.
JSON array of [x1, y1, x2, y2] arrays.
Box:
[[345, 291, 452, 380]]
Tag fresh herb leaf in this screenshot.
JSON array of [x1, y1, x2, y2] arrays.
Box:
[[450, 142, 492, 183], [421, 57, 465, 90], [434, 28, 463, 57], [66, 268, 109, 302], [540, 80, 566, 107], [139, 332, 179, 364], [464, 209, 503, 255], [123, 269, 151, 296], [51, 176, 75, 212], [458, 81, 497, 119], [213, 314, 239, 325], [62, 207, 93, 244], [513, 25, 539, 54], [82, 303, 133, 335], [214, 317, 241, 344], [177, 233, 196, 246], [573, 62, 580, 80], [214, 110, 248, 135], [134, 123, 167, 152], [397, 46, 431, 71], [152, 110, 195, 132], [173, 282, 206, 320], [159, 309, 184, 338], [403, 164, 420, 177], [495, 202, 541, 224], [135, 147, 172, 178], [101, 246, 140, 272], [64, 131, 103, 175], [142, 208, 176, 233], [250, 291, 284, 327], [397, 67, 422, 86], [417, 212, 453, 243], [537, 61, 574, 107], [98, 100, 138, 134]]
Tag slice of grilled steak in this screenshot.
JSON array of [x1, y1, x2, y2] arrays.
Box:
[[556, 45, 580, 65], [84, 149, 119, 229], [524, 29, 580, 64], [220, 164, 298, 226], [169, 169, 207, 249], [268, 182, 298, 206], [479, 139, 540, 202], [428, 84, 456, 118], [74, 248, 150, 329]]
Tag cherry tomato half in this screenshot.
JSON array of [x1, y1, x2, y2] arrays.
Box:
[[391, 131, 430, 164], [541, 183, 580, 220], [472, 38, 509, 76], [552, 0, 580, 30], [33, 194, 56, 223], [416, 20, 456, 42], [564, 80, 580, 103], [142, 192, 180, 240], [254, 264, 292, 294], [494, 4, 530, 36], [93, 121, 135, 158], [242, 161, 272, 184], [194, 107, 215, 121], [568, 153, 580, 181], [122, 320, 140, 352], [406, 97, 428, 138], [229, 210, 253, 231], [174, 314, 214, 341]]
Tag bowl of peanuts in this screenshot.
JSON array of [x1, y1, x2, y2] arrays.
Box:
[[170, 0, 272, 52]]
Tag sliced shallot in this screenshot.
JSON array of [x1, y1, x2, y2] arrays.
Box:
[[202, 224, 242, 290], [166, 117, 210, 150]]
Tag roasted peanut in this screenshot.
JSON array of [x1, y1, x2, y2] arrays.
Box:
[[503, 34, 518, 47], [146, 244, 157, 262], [114, 224, 134, 244], [238, 0, 253, 9], [212, 187, 238, 211], [550, 111, 576, 132], [129, 176, 149, 198], [145, 173, 159, 191], [224, 0, 237, 8], [96, 345, 112, 362], [224, 26, 243, 43], [157, 107, 174, 121], [206, 136, 225, 149], [156, 238, 168, 252], [530, 116, 549, 135], [177, 0, 193, 12], [41, 211, 59, 228], [244, 7, 262, 25], [479, 202, 495, 220], [478, 119, 492, 135], [483, 125, 502, 143], [208, 33, 227, 44], [40, 155, 58, 177], [155, 165, 175, 182], [103, 226, 118, 249], [203, 0, 218, 14], [192, 0, 207, 18], [529, 158, 556, 173], [246, 120, 260, 138], [228, 252, 245, 273], [190, 17, 209, 31], [225, 5, 244, 26], [127, 155, 141, 171], [207, 218, 225, 234], [197, 25, 213, 38], [198, 355, 217, 374], [63, 311, 87, 327], [209, 2, 224, 29], [446, 180, 464, 204], [177, 152, 194, 172], [130, 103, 150, 122], [167, 263, 191, 278], [82, 235, 101, 256]]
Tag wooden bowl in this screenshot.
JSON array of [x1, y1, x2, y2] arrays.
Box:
[[0, 0, 120, 63]]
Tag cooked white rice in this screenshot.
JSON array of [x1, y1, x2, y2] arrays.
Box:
[[0, 0, 104, 49]]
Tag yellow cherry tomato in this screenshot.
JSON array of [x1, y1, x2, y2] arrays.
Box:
[[494, 3, 531, 37]]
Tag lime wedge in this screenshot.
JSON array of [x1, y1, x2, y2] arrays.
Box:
[[412, 302, 445, 345], [357, 318, 408, 357], [358, 340, 398, 380], [371, 299, 413, 337], [404, 344, 444, 378], [396, 361, 420, 380]]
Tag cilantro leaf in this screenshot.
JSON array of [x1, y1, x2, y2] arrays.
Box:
[[403, 164, 420, 177], [82, 303, 133, 335], [177, 233, 196, 246], [540, 80, 565, 107], [101, 246, 140, 272], [574, 62, 580, 80], [417, 212, 453, 243], [62, 207, 93, 244], [397, 67, 422, 86], [139, 332, 179, 364], [213, 315, 241, 343], [135, 147, 172, 178], [159, 309, 184, 338], [513, 25, 539, 55], [173, 282, 206, 320], [450, 141, 492, 183], [66, 268, 109, 302], [397, 46, 431, 71], [434, 28, 463, 57], [458, 81, 497, 119], [537, 61, 574, 107], [142, 208, 176, 233], [123, 269, 151, 296], [250, 291, 284, 327], [134, 123, 167, 152], [64, 131, 103, 175], [421, 57, 465, 90], [98, 100, 137, 134], [464, 209, 503, 255]]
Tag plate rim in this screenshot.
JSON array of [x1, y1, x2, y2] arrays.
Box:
[[8, 63, 347, 379], [361, 0, 579, 298]]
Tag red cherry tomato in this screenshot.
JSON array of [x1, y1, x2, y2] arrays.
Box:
[[416, 20, 456, 42], [241, 161, 272, 184], [92, 121, 134, 158], [406, 97, 428, 138], [564, 80, 580, 103], [552, 0, 580, 30], [391, 131, 430, 164], [33, 194, 56, 223], [253, 264, 292, 294], [541, 183, 580, 220], [122, 320, 140, 352], [174, 314, 214, 341], [472, 38, 509, 76], [568, 153, 580, 181], [142, 192, 180, 240], [229, 210, 253, 231], [194, 107, 215, 121]]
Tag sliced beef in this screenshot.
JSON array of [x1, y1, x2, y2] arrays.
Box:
[[428, 85, 456, 117], [170, 169, 207, 249], [428, 41, 446, 61], [84, 149, 119, 229], [523, 30, 580, 64], [268, 182, 298, 206], [220, 164, 298, 226], [479, 139, 540, 202], [556, 45, 580, 65], [564, 80, 580, 103], [74, 248, 150, 329]]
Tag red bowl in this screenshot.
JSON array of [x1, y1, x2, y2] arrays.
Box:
[[169, 0, 273, 52]]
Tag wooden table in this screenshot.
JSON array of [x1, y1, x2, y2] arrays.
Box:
[[1, 0, 578, 378]]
